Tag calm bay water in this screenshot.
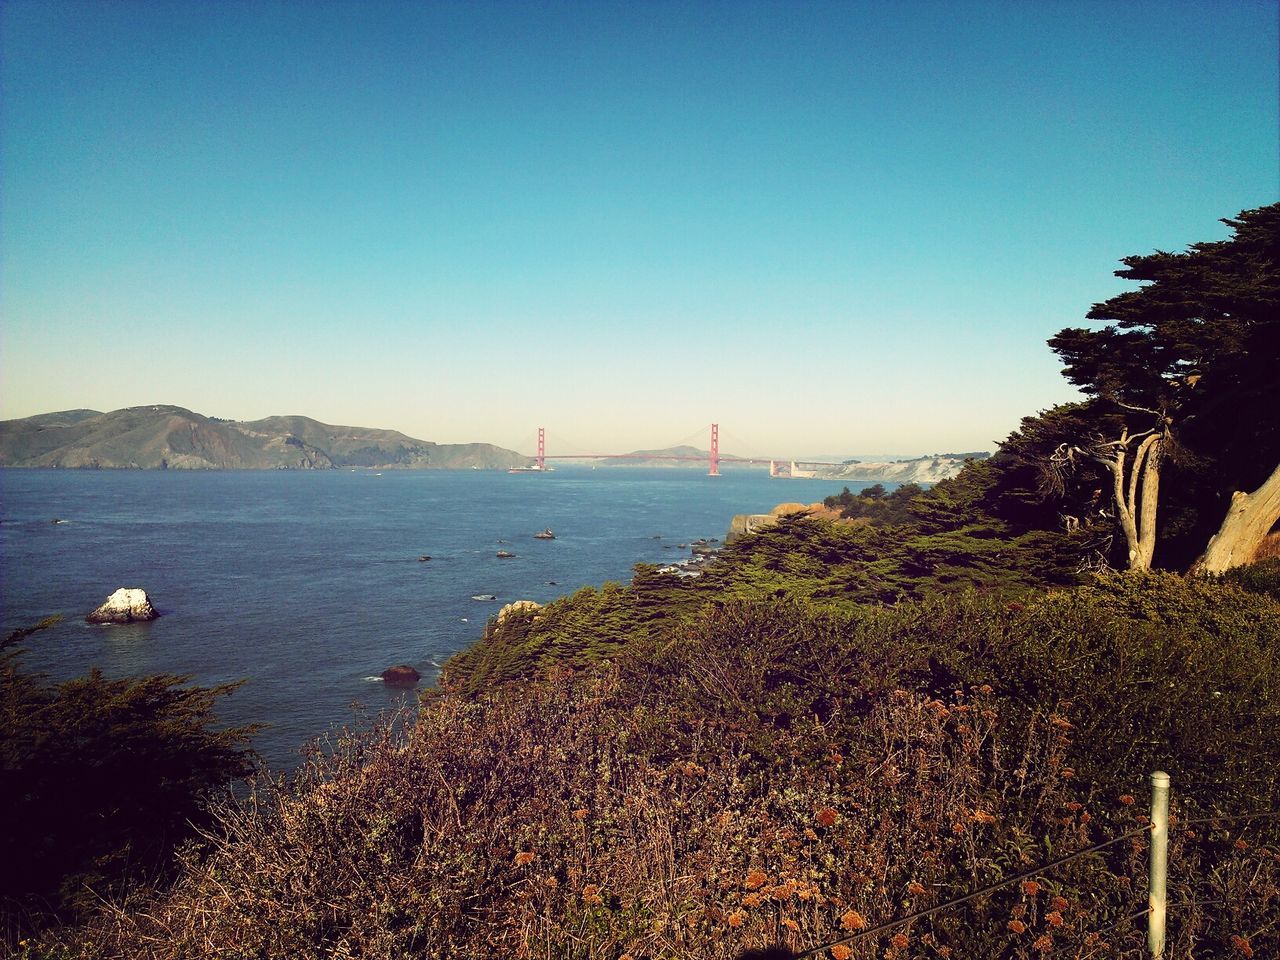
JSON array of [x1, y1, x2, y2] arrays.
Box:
[[0, 467, 866, 769]]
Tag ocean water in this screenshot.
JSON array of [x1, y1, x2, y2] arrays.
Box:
[[0, 467, 870, 769]]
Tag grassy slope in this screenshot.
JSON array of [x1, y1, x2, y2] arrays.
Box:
[[48, 573, 1280, 959]]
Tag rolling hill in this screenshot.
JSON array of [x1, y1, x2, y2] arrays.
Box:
[[0, 406, 531, 471]]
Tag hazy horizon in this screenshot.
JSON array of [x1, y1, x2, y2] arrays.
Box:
[[2, 1, 1275, 456]]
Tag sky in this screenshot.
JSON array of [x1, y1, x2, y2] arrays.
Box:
[[1, 0, 1276, 459]]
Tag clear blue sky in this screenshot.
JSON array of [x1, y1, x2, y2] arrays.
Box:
[[2, 0, 1275, 457]]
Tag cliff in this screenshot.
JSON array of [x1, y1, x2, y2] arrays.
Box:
[[0, 406, 531, 471]]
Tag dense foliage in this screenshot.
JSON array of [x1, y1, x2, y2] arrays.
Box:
[[0, 630, 256, 940], [43, 575, 1280, 959]]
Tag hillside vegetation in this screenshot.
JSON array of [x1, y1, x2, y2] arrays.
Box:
[[0, 406, 530, 470]]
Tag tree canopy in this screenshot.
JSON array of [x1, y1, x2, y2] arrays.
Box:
[[1047, 203, 1280, 570]]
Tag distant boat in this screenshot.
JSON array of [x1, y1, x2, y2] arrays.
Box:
[[533, 528, 555, 540], [496, 550, 516, 559], [471, 594, 497, 601], [508, 464, 555, 473]]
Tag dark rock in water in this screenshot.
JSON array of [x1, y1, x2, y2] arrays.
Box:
[[86, 587, 158, 624], [533, 528, 555, 539], [418, 555, 431, 562], [546, 580, 558, 585], [691, 543, 715, 556], [381, 664, 420, 686]]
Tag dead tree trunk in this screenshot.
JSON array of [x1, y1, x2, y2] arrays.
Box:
[[1192, 461, 1280, 574], [1052, 427, 1165, 573], [1095, 429, 1163, 572]]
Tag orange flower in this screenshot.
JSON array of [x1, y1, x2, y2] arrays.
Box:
[[1050, 896, 1069, 912], [513, 851, 535, 867], [840, 909, 867, 932], [816, 807, 839, 828], [782, 918, 799, 932], [972, 809, 997, 825], [1007, 920, 1027, 935], [582, 884, 603, 905], [742, 893, 763, 908], [726, 910, 746, 928], [891, 932, 909, 949], [572, 808, 589, 820], [1046, 911, 1064, 928], [1021, 880, 1041, 896], [745, 868, 769, 890], [1119, 794, 1135, 806], [1230, 934, 1254, 957], [1033, 934, 1054, 952], [907, 881, 927, 896], [979, 684, 994, 694], [938, 948, 952, 958], [830, 946, 852, 960]]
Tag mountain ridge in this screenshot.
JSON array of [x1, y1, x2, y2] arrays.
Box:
[[0, 406, 531, 471]]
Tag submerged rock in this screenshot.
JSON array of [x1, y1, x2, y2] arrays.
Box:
[[380, 664, 421, 686], [86, 587, 158, 624]]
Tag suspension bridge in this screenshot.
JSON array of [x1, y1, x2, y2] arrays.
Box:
[[511, 424, 845, 478]]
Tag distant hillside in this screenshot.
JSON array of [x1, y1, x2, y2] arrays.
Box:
[[809, 452, 989, 484], [0, 406, 531, 471], [592, 445, 755, 468]]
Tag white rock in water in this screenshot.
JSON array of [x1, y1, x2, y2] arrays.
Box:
[[86, 587, 159, 624]]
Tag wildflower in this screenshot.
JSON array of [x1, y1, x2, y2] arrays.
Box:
[[1065, 801, 1082, 812], [726, 910, 746, 928], [1033, 934, 1054, 952], [1119, 794, 1135, 806], [907, 881, 927, 896], [1049, 715, 1073, 730], [742, 893, 763, 908], [1060, 767, 1076, 779], [938, 948, 952, 958], [891, 932, 909, 949], [545, 876, 558, 888], [1021, 880, 1041, 896], [745, 868, 769, 890], [816, 807, 839, 827], [830, 946, 853, 960], [572, 808, 589, 820], [1007, 919, 1027, 934], [582, 884, 603, 905], [979, 684, 994, 695], [513, 851, 535, 866], [1234, 839, 1250, 851], [803, 827, 819, 840], [972, 809, 996, 825], [951, 822, 966, 835], [840, 909, 867, 931], [1046, 911, 1064, 927], [1050, 896, 1068, 912], [1230, 934, 1254, 957], [782, 918, 799, 932]]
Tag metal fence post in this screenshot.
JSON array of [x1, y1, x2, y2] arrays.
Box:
[[1148, 770, 1170, 958]]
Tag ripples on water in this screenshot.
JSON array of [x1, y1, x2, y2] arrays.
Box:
[[0, 467, 860, 769]]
